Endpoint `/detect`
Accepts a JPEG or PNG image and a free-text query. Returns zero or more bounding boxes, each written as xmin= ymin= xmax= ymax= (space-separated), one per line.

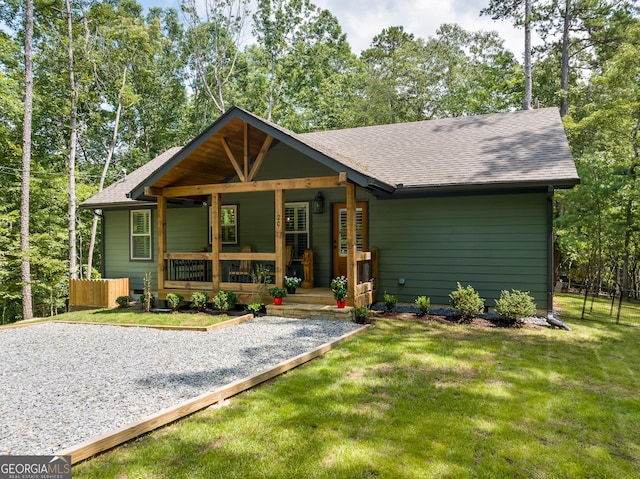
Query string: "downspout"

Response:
xmin=547 ymin=186 xmax=554 ymax=318
xmin=547 ymin=187 xmax=571 ymax=330
xmin=92 ymin=209 xmax=105 ymax=279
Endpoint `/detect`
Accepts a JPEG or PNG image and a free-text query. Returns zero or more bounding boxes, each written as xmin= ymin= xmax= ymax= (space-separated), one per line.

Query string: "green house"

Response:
xmin=82 ymin=106 xmax=579 ymax=313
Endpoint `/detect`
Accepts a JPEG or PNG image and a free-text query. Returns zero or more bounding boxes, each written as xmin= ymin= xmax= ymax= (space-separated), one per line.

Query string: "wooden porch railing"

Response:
xmin=353 ymin=247 xmax=379 ymax=308
xmin=161 ymin=248 xmax=378 ymax=308
xmin=161 ymin=251 xmax=279 ymax=296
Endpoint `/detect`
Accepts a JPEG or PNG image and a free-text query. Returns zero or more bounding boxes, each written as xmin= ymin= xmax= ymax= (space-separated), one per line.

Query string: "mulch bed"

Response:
xmin=369 ymin=310 xmax=543 ymax=330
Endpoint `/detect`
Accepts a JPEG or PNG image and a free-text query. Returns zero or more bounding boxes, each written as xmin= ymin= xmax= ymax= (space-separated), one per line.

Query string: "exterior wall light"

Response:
xmin=313 ymin=192 xmax=324 ymax=214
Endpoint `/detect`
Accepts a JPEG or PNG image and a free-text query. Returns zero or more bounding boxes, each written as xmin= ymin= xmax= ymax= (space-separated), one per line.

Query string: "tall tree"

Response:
xmin=360 ymin=26 xmax=427 ymax=125
xmin=65 ymin=0 xmax=79 ymax=279
xmin=20 ymin=0 xmax=34 ymax=319
xmin=481 ymin=0 xmax=534 ymax=110
xmin=182 ymin=0 xmax=248 ymax=127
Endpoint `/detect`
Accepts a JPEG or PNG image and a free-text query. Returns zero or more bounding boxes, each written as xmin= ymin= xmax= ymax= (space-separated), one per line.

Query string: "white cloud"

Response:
xmin=140 ymin=0 xmax=541 ymax=60
xmin=312 ymin=0 xmax=537 ymax=59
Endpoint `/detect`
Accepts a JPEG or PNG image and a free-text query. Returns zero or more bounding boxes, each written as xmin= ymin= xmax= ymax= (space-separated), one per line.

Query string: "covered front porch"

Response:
xmin=148 ymin=175 xmax=378 ymax=308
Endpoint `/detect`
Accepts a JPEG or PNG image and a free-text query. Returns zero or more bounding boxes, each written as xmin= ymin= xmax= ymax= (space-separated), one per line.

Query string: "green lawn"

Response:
xmin=57 ymin=308 xmax=239 ymax=327
xmin=556 ymin=292 xmax=640 ymax=327
xmin=71 ymin=296 xmax=639 ymax=478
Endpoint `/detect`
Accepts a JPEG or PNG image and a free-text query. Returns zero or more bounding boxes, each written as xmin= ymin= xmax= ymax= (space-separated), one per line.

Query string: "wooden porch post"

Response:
xmin=211 ymin=193 xmax=221 ymax=291
xmin=346 ymin=183 xmax=357 ymax=304
xmin=157 ymin=195 xmax=166 ymax=292
xmin=275 ymin=189 xmax=285 ymax=288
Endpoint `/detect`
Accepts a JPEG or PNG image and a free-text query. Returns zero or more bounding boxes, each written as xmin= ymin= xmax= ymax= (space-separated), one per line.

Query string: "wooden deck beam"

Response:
xmin=157 ymin=175 xmax=346 ymax=198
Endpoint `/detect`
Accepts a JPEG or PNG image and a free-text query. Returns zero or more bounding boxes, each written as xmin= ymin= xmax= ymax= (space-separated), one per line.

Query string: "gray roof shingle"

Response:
xmin=299 ymin=107 xmax=578 ymax=189
xmin=82 ymin=108 xmax=578 ymax=208
xmin=81 ymin=147 xmax=182 ymax=208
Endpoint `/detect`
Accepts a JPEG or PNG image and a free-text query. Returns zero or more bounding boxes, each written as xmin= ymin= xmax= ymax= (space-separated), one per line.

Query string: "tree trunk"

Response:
xmin=20 ymin=0 xmax=35 ymax=320
xmin=86 ymin=67 xmax=127 ymax=278
xmin=560 ymin=0 xmax=571 ymax=117
xmin=66 ymin=0 xmax=79 ymax=279
xmin=523 ymin=0 xmax=532 ymax=110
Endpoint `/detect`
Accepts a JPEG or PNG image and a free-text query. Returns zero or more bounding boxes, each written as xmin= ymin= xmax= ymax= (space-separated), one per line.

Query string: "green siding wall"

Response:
xmin=104 ymin=207 xmax=209 ymax=292
xmin=102 ymin=142 xmax=550 ymax=309
xmin=368 ymin=193 xmax=549 ymax=310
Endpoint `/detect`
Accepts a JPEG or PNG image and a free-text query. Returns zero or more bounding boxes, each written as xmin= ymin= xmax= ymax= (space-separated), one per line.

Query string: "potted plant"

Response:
xmin=268 ymin=287 xmax=288 ymax=305
xmin=284 ymin=275 xmax=302 ymax=294
xmin=331 ymin=276 xmax=348 ymax=308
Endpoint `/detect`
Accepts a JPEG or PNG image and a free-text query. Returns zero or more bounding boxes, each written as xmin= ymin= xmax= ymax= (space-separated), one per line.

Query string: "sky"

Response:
xmin=141 ymin=0 xmax=539 ymax=59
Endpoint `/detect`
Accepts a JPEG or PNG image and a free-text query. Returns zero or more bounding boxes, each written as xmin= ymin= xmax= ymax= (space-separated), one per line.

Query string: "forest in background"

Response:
xmin=0 ymin=0 xmax=638 ymax=321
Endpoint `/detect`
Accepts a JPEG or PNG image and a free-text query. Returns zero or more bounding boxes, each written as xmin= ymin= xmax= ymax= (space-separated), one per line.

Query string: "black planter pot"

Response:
xmin=286 ymin=286 xmax=296 ymax=294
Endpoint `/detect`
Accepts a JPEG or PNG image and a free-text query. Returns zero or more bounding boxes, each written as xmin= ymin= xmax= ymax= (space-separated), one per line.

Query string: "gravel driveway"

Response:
xmin=0 ymin=318 xmax=360 ymax=456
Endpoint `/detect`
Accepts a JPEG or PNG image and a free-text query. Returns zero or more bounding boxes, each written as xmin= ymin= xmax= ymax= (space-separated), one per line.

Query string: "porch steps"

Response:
xmin=266 ymin=303 xmax=354 ymax=321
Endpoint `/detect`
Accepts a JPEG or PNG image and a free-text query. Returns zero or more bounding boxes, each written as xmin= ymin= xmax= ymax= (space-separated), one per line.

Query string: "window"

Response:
xmin=209 ymin=205 xmax=238 ymax=245
xmin=285 ymin=202 xmax=309 ymax=260
xmin=221 ymin=205 xmax=237 ymax=244
xmin=338 ymin=207 xmax=364 ymax=257
xmin=130 ymin=209 xmax=152 ymax=260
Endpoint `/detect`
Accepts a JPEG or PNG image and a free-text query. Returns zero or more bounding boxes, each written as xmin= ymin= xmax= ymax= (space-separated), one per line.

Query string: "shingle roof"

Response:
xmin=81 ymin=147 xmax=182 ymax=208
xmin=82 ymin=108 xmax=578 ymax=208
xmin=299 ymin=107 xmax=578 ymax=190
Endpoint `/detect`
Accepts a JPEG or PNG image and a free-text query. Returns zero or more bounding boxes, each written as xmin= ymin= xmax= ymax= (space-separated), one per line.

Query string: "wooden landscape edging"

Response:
xmin=54 ymin=313 xmax=254 ymax=332
xmin=57 ymin=323 xmax=371 ymax=464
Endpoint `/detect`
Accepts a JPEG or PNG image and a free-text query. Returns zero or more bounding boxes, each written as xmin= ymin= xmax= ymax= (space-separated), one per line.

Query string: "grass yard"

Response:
xmin=556 ymin=292 xmax=640 ymax=327
xmin=69 ymin=296 xmax=639 ymax=478
xmin=49 ymin=308 xmax=239 ymax=327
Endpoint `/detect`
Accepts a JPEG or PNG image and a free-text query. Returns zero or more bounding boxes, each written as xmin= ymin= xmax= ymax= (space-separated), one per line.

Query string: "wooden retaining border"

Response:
xmin=54 ymin=313 xmax=254 ymax=332
xmin=57 ymin=323 xmax=371 ymax=464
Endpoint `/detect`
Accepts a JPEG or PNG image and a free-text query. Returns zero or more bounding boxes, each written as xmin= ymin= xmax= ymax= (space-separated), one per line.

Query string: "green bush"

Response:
xmin=116 ymin=296 xmax=131 ymax=309
xmin=190 ymin=291 xmax=210 ymax=312
xmin=139 ymin=293 xmax=156 ymax=311
xmin=495 ymin=289 xmax=536 ymax=326
xmin=213 ymin=290 xmax=238 ymax=313
xmin=449 ymin=282 xmax=484 ymax=321
xmin=166 ymin=293 xmax=184 ymax=311
xmin=383 ymin=291 xmax=397 ymax=312
xmin=247 ymin=302 xmax=264 ymax=316
xmin=354 ymin=306 xmax=370 ymax=324
xmin=415 ymin=296 xmax=430 ymax=316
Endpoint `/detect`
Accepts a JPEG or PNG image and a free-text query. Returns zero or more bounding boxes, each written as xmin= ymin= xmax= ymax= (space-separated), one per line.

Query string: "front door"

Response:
xmin=332 ymin=202 xmax=368 ymax=278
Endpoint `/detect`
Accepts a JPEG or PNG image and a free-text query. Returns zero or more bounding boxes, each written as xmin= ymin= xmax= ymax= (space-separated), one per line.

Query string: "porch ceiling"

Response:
xmin=150 ymin=118 xmax=271 ymax=190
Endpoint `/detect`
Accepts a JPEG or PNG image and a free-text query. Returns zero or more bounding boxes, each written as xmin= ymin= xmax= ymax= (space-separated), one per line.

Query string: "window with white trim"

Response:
xmin=209 ymin=205 xmax=238 ymax=244
xmin=338 ymin=207 xmax=364 ymax=257
xmin=130 ymin=209 xmax=152 ymax=260
xmin=285 ymin=202 xmax=309 ymax=260
xmin=221 ymin=205 xmax=237 ymax=244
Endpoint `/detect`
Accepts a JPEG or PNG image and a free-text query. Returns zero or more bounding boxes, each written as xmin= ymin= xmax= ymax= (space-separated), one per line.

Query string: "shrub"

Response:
xmin=247 ymin=302 xmax=264 ymax=316
xmin=139 ymin=293 xmax=156 ymax=311
xmin=354 ymin=306 xmax=370 ymax=324
xmin=449 ymin=282 xmax=484 ymax=321
xmin=116 ymin=296 xmax=131 ymax=309
xmin=142 ymin=272 xmax=153 ymax=312
xmin=166 ymin=293 xmax=184 ymax=311
xmin=495 ymin=289 xmax=536 ymax=326
xmin=190 ymin=291 xmax=210 ymax=312
xmin=415 ymin=296 xmax=430 ymax=316
xmin=213 ymin=290 xmax=238 ymax=313
xmin=383 ymin=291 xmax=397 ymax=312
